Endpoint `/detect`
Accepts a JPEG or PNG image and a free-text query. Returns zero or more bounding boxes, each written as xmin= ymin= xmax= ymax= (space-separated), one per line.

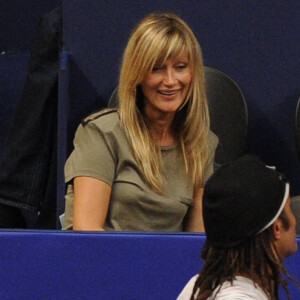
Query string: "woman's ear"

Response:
xmin=272 ymin=218 xmax=282 ymax=240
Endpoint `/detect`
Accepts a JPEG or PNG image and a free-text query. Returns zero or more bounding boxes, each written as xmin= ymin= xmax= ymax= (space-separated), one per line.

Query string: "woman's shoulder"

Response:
xmin=80 ymin=108 xmax=121 ymax=133
xmin=82 ymin=108 xmax=118 ymax=126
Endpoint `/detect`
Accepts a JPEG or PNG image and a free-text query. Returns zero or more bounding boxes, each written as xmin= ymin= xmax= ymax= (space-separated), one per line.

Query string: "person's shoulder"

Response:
xmin=214 ymin=277 xmax=268 ymax=300
xmin=81 ymin=108 xmax=119 ymax=129
xmin=177 ymin=274 xmax=199 ymax=300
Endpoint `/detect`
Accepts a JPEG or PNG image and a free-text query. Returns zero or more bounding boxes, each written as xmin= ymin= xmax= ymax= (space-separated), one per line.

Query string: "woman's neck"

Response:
xmin=147 ymin=115 xmax=176 ymax=146
xmin=152 ymin=128 xmax=176 ymax=146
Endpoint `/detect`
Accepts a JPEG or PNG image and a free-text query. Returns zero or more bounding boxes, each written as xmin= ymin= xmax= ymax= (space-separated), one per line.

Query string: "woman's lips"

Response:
xmin=158 ymin=89 xmax=180 ymax=96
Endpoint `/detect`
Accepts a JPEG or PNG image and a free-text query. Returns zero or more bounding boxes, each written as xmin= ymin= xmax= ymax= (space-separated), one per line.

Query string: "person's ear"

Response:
xmin=272 ymin=218 xmax=282 ymax=240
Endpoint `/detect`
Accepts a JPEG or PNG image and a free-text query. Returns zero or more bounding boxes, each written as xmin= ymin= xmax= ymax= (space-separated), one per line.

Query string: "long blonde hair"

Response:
xmin=119 ymin=13 xmax=210 ymax=193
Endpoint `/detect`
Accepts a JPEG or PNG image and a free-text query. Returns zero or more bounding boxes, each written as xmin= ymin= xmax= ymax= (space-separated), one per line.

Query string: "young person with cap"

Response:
xmin=177 ymin=154 xmax=298 ymax=300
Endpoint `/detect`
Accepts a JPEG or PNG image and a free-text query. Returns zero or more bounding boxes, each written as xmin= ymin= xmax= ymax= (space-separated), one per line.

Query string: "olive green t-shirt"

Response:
xmin=63 ymin=110 xmax=218 ymax=231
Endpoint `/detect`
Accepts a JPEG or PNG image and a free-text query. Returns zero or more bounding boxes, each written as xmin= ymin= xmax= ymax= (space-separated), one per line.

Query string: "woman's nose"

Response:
xmin=163 ymin=68 xmax=176 ymax=85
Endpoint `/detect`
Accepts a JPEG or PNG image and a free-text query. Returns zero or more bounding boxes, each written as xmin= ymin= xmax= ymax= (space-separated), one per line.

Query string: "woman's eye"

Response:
xmin=152 ymin=66 xmax=163 ymax=72
xmin=176 ymin=64 xmax=187 ymax=70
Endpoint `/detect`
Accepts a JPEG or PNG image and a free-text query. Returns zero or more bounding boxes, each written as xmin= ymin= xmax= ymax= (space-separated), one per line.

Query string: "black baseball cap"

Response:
xmin=203 ymin=154 xmax=289 ymax=248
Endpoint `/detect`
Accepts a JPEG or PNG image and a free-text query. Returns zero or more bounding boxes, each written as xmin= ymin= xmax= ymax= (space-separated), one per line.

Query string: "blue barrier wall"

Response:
xmin=0 ymin=232 xmax=299 ymax=299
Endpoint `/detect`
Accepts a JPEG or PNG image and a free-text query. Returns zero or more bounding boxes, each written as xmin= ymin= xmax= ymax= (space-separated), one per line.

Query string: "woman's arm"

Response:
xmin=73 ymin=176 xmax=112 ymax=231
xmin=184 ymin=188 xmax=205 ymax=232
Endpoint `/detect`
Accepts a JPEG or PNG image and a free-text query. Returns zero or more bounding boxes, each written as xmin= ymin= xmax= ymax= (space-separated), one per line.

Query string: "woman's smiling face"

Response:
xmin=141 ymin=55 xmax=192 ymax=118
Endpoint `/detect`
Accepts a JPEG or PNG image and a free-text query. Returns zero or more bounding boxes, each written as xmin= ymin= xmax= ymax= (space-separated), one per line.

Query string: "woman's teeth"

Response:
xmin=159 ymin=90 xmax=177 ymax=95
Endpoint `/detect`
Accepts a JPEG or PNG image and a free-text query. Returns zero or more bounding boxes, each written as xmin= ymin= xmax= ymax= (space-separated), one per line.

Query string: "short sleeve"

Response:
xmin=64 ymin=121 xmax=116 ymax=186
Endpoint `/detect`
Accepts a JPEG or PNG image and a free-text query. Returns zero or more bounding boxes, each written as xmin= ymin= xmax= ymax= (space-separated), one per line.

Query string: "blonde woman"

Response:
xmin=63 ymin=13 xmax=218 ymax=231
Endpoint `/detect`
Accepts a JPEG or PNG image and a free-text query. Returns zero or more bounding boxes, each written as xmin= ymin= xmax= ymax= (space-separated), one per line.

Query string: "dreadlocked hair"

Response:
xmin=191 ymin=213 xmax=298 ymax=300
